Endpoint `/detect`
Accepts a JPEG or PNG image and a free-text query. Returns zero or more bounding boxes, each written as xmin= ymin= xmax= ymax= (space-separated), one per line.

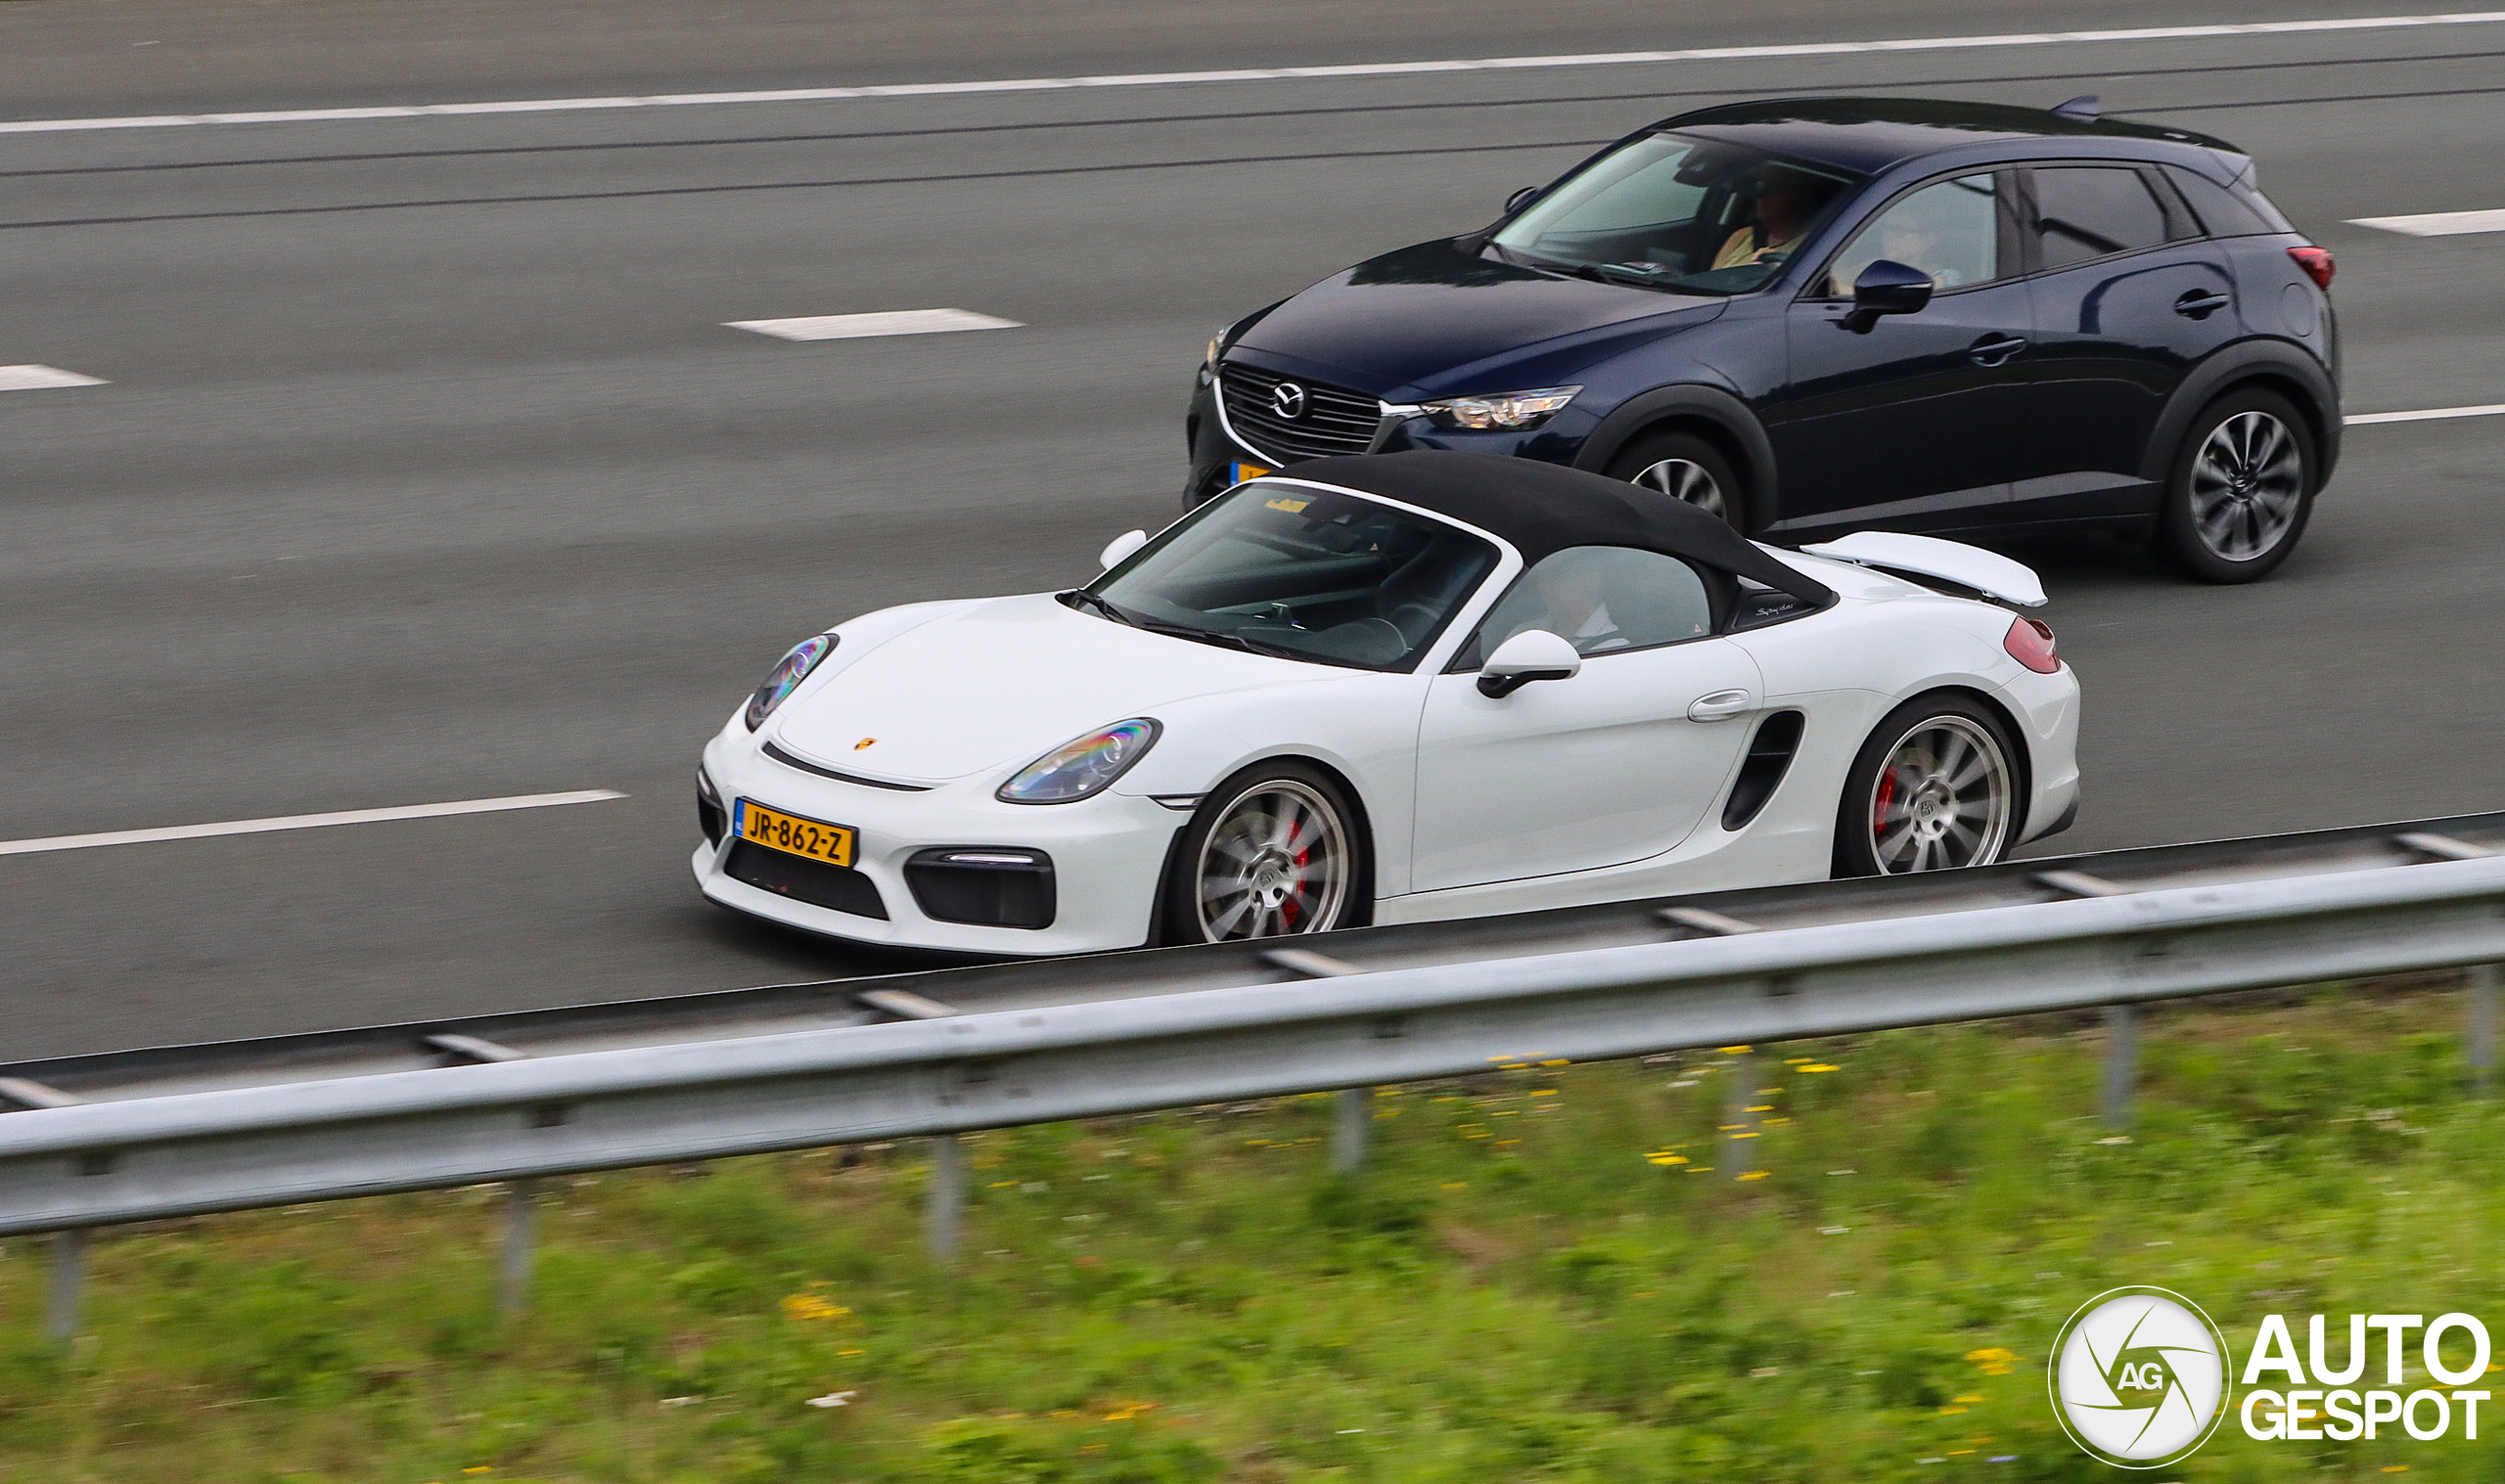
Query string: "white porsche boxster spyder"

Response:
xmin=695 ymin=451 xmax=2080 ymax=954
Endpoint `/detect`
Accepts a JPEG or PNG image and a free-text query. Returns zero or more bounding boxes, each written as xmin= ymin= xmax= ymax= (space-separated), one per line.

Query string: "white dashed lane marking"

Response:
xmin=0 ymin=365 xmax=106 ymax=391
xmin=0 ymin=790 xmax=626 ymax=858
xmin=1 ymin=11 xmax=2502 ymax=134
xmin=727 ymin=308 xmax=1024 ymax=340
xmin=2350 ymin=208 xmax=2505 ymax=237
xmin=2346 ymin=403 xmax=2505 ymax=425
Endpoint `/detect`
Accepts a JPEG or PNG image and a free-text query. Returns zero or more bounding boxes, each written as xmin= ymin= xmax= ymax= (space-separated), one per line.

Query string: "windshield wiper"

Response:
xmin=1132 ymin=616 xmax=1298 ymax=659
xmin=1060 ymin=588 xmax=1135 ymax=626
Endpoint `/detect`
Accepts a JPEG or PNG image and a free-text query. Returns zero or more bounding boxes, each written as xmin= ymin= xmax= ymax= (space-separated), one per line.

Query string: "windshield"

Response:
xmin=1491 ymin=133 xmax=1863 ymax=294
xmin=1088 ymin=482 xmax=1499 ymax=671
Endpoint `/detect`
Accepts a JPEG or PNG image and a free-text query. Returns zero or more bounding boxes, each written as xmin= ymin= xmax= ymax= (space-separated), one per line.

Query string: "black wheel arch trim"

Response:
xmin=2137 ymin=338 xmax=2341 ymax=488
xmin=1571 ymin=384 xmax=1777 ymax=532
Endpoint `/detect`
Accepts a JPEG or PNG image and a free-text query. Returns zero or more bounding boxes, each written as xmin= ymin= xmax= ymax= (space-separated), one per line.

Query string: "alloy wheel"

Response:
xmin=1629 ymin=457 xmax=1728 ymax=522
xmin=2189 ymin=410 xmax=2304 ymax=562
xmin=1194 ymin=779 xmax=1351 ymax=941
xmin=1865 ymin=716 xmax=2013 ymax=874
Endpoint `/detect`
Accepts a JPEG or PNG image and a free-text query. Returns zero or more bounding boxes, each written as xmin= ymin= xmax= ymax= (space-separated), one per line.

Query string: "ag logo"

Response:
xmin=2050 ymin=1287 xmax=2232 ymax=1467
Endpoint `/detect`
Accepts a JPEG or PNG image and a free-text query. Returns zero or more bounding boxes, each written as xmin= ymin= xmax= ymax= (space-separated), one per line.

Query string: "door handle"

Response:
xmin=1967 ymin=334 xmax=2028 ymax=367
xmin=2174 ymin=289 xmax=2232 ymax=320
xmin=1687 ymin=689 xmax=1754 ymax=722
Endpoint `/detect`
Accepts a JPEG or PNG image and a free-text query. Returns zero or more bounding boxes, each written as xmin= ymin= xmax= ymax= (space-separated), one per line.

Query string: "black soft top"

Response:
xmin=1278 ymin=450 xmax=1836 ymax=606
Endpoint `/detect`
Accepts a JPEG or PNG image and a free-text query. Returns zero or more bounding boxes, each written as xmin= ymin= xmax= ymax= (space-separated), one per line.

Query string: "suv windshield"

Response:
xmin=1491 ymin=133 xmax=1863 ymax=294
xmin=1088 ymin=482 xmax=1498 ymax=671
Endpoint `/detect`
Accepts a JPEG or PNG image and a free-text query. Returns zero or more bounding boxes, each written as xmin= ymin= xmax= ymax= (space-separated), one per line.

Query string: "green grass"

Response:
xmin=5 ymin=985 xmax=2504 ymax=1482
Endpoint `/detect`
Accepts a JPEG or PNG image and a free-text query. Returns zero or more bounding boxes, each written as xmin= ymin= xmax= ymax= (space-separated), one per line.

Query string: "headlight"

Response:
xmin=1198 ymin=332 xmax=1222 ymax=387
xmin=1421 ymin=385 xmax=1580 ymax=431
xmin=744 ymin=633 xmax=838 ymax=732
xmin=997 ymin=719 xmax=1161 ymax=804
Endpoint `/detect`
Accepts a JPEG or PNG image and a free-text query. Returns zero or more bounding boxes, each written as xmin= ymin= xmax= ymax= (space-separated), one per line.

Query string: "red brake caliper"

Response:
xmin=1281 ymin=843 xmax=1310 ymax=928
xmin=1872 ymin=769 xmax=1897 ymax=835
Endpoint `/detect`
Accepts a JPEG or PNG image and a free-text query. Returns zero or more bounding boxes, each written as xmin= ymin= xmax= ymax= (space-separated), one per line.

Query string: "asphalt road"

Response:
xmin=5 ymin=3 xmax=2503 ymax=1059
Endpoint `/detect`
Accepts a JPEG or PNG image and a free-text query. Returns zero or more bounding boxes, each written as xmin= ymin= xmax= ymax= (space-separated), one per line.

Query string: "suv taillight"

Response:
xmin=2289 ymin=245 xmax=2335 ymax=291
xmin=2005 ymin=616 xmax=2060 ymax=674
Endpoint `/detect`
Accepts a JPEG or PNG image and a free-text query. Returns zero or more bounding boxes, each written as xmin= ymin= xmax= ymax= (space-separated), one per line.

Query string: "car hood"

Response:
xmin=1229 ymin=238 xmax=1728 ymax=397
xmin=769 ymin=594 xmax=1312 ymax=785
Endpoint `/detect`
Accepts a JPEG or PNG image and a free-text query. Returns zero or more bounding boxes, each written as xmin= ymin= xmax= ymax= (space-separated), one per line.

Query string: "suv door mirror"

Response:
xmin=1477 ymin=629 xmax=1581 ymax=697
xmin=1845 ymin=258 xmax=1935 ymax=332
xmin=1504 ymin=185 xmax=1542 ymax=214
xmin=1097 ymin=529 xmax=1149 ymax=570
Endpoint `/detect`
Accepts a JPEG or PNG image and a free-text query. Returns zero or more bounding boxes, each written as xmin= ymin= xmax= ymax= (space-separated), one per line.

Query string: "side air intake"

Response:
xmin=1722 ymin=709 xmax=1805 ymax=832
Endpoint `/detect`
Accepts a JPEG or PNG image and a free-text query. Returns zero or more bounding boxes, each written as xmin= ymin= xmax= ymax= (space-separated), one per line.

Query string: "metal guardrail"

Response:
xmin=8 ymin=813 xmax=2505 ymax=1336
xmin=12 ymin=809 xmax=2505 ymax=1106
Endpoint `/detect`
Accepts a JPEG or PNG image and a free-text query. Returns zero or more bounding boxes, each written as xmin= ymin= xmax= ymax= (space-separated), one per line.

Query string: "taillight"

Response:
xmin=2288 ymin=245 xmax=2335 ymax=291
xmin=2005 ymin=616 xmax=2060 ymax=674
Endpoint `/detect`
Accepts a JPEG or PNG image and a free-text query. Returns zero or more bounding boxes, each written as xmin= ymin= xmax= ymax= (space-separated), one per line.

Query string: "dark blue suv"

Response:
xmin=1185 ymin=98 xmax=2339 ymax=582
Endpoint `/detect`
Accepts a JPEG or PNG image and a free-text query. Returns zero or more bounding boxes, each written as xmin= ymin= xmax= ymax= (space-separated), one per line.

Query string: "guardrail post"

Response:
xmin=926 ymin=1134 xmax=965 ymax=1263
xmin=1332 ymin=1088 xmax=1372 ymax=1172
xmin=2469 ymin=965 xmax=2499 ymax=1094
xmin=1722 ymin=1049 xmax=1758 ymax=1174
xmin=2100 ymin=1005 xmax=2138 ymax=1128
xmin=495 ymin=1180 xmax=537 ymax=1315
xmin=44 ymin=1229 xmax=86 ymax=1341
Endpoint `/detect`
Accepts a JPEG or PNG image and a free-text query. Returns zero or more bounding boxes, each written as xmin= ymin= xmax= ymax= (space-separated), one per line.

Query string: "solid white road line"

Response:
xmin=3 ymin=11 xmax=2503 ymax=135
xmin=727 ymin=308 xmax=1023 ymax=340
xmin=2349 ymin=208 xmax=2505 ymax=236
xmin=2346 ymin=403 xmax=2505 ymax=425
xmin=0 ymin=365 xmax=107 ymax=391
xmin=0 ymin=790 xmax=626 ymax=858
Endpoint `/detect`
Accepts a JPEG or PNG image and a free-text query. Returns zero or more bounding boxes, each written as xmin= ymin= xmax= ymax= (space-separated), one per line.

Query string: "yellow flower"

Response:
xmin=1645 ymin=1152 xmax=1689 ymax=1166
xmin=1799 ymin=1062 xmax=1840 ymax=1073
xmin=1967 ymin=1347 xmax=2018 ymax=1375
xmin=781 ymin=1289 xmax=852 ymax=1323
xmin=1719 ymin=1045 xmax=1753 ymax=1054
xmin=1954 ymin=1393 xmax=1984 ymax=1405
xmin=1440 ymin=1181 xmax=1469 ymax=1191
xmin=1736 ymin=1170 xmax=1771 ymax=1181
xmin=1939 ymin=1405 xmax=1968 ymax=1416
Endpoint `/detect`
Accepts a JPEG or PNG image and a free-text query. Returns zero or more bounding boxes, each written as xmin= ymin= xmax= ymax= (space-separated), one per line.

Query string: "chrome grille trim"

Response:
xmin=1215 ymin=364 xmax=1382 ymax=462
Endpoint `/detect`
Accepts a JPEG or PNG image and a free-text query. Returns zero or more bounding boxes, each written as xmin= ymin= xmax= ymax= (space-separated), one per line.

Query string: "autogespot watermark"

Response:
xmin=2048 ymin=1287 xmax=2493 ymax=1467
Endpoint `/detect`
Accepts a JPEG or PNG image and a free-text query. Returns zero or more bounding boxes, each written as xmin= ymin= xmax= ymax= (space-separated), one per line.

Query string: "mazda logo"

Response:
xmin=1270 ymin=382 xmax=1309 ymax=420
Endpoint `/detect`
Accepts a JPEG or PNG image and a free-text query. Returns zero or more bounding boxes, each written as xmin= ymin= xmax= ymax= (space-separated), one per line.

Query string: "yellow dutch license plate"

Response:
xmin=735 ymin=799 xmax=855 ymax=868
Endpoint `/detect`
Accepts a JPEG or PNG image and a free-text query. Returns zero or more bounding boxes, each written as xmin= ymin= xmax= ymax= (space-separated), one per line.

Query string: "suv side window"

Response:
xmin=1820 ymin=173 xmax=2004 ymax=297
xmin=1474 ymin=546 xmax=1715 ymax=657
xmin=2161 ymin=163 xmax=2290 ymax=238
xmin=2027 ymin=166 xmax=2178 ymax=268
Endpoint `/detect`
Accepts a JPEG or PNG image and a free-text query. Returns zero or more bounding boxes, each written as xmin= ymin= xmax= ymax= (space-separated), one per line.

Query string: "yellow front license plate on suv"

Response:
xmin=735 ymin=799 xmax=855 ymax=868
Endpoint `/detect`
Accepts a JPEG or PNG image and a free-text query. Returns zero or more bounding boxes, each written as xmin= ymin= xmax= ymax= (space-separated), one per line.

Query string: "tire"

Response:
xmin=1833 ymin=693 xmax=2022 ymax=877
xmin=1605 ymin=430 xmax=1747 ymax=532
xmin=1158 ymin=760 xmax=1370 ymax=944
xmin=2154 ymin=387 xmax=2318 ymax=583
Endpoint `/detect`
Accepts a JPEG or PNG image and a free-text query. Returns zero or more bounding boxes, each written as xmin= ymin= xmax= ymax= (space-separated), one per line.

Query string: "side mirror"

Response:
xmin=1504 ymin=185 xmax=1542 ymax=215
xmin=1477 ymin=629 xmax=1581 ymax=698
xmin=1845 ymin=258 xmax=1935 ymax=332
xmin=1097 ymin=529 xmax=1149 ymax=570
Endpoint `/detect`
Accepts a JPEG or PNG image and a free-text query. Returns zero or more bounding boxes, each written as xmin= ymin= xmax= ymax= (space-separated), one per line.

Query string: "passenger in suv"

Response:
xmin=1185 ymin=97 xmax=2339 ymax=582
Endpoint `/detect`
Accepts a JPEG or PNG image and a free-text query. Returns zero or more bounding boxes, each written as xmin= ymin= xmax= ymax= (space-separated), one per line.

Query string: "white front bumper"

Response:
xmin=694 ymin=728 xmax=1187 ymax=955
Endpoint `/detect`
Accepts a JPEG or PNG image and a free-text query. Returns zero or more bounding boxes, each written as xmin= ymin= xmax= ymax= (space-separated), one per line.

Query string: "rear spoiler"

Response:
xmin=1799 ymin=531 xmax=2047 ymax=608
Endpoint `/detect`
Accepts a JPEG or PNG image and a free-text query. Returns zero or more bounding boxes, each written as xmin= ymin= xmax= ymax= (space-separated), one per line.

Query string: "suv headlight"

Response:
xmin=745 ymin=633 xmax=838 ymax=731
xmin=998 ymin=719 xmax=1161 ymax=804
xmin=1421 ymin=385 xmax=1580 ymax=431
